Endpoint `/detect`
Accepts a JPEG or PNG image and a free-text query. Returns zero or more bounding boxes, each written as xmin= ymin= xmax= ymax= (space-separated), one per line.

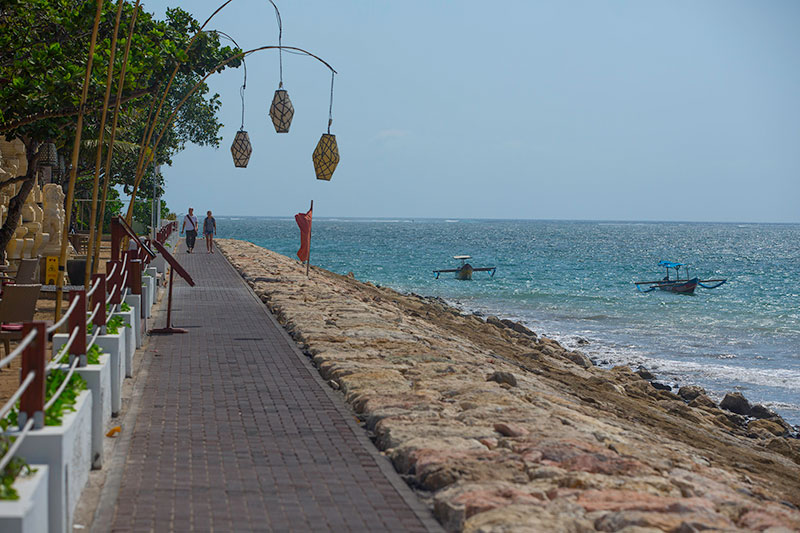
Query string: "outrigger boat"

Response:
xmin=434 ymin=255 xmax=497 ymax=280
xmin=635 ymin=261 xmax=727 ymax=294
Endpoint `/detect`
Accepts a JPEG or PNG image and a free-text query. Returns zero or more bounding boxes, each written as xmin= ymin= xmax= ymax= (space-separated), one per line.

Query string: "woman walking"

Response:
xmin=203 ymin=210 xmax=217 ymax=253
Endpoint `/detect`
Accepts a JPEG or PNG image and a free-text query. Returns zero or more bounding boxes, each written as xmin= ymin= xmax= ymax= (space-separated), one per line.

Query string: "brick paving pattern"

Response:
xmin=110 ymin=244 xmax=434 ymax=532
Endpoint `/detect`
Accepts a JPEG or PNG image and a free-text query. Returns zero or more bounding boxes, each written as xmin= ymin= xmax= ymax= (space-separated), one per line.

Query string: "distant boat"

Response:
xmin=434 ymin=255 xmax=496 ymax=280
xmin=635 ymin=261 xmax=727 ymax=294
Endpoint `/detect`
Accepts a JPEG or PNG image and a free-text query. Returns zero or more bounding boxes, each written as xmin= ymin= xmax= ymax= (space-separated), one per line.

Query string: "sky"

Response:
xmin=144 ymin=1 xmax=800 ymax=223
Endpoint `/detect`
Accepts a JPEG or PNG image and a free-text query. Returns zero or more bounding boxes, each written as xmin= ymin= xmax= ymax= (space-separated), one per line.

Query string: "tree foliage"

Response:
xmin=0 ymin=0 xmax=241 ymax=249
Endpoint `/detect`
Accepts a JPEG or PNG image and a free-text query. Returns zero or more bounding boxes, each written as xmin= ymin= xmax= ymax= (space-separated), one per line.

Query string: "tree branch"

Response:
xmin=0 ymin=85 xmax=157 ymax=133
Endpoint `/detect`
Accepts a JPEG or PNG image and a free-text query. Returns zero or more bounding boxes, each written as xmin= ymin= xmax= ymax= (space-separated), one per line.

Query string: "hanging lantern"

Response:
xmin=38 ymin=142 xmax=58 ymax=167
xmin=312 ymin=133 xmax=339 ymax=181
xmin=269 ymin=89 xmax=294 ymax=133
xmin=230 ymin=130 xmax=252 ymax=168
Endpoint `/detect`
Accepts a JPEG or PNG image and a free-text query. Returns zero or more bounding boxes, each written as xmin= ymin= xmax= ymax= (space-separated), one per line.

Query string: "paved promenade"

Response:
xmin=103 ymin=242 xmax=439 ymax=532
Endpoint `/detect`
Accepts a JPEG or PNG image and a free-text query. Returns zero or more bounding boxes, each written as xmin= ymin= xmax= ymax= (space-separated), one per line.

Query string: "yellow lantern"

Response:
xmin=269 ymin=89 xmax=294 ymax=133
xmin=312 ymin=133 xmax=339 ymax=181
xmin=230 ymin=130 xmax=252 ymax=168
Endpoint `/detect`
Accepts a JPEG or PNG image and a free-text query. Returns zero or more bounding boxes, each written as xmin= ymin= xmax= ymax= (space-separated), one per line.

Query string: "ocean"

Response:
xmin=217 ymin=217 xmax=800 ymax=425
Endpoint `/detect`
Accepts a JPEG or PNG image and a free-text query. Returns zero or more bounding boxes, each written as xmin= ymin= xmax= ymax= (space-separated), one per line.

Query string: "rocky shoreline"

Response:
xmin=219 ymin=239 xmax=800 ymax=532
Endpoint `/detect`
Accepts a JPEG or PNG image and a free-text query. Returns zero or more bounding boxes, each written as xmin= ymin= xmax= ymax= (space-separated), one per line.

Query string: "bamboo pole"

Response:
xmin=55 ymin=0 xmax=104 ymax=320
xmin=84 ymin=0 xmax=126 ymax=289
xmin=92 ymin=0 xmax=142 ymax=272
xmin=138 ymin=45 xmax=336 ymax=204
xmin=124 ymin=0 xmax=236 ymax=226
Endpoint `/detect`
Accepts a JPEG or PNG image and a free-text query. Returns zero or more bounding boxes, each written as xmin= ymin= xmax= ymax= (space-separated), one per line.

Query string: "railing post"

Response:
xmin=129 ymin=259 xmax=142 ymax=296
xmin=19 ymin=322 xmax=46 ymax=430
xmin=92 ymin=273 xmax=107 ymax=335
xmin=68 ymin=289 xmax=87 ymax=367
xmin=110 ymin=216 xmax=124 ymax=262
xmin=107 ymin=260 xmax=122 ymax=305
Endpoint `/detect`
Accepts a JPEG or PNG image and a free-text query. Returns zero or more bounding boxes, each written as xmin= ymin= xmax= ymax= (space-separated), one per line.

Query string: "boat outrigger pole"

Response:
xmin=434 ymin=256 xmax=497 ymax=280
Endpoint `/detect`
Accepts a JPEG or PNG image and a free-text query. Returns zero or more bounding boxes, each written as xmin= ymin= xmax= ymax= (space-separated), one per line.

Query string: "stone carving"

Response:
xmin=38 ymin=183 xmax=73 ymax=258
xmin=0 ymin=140 xmax=73 ymax=262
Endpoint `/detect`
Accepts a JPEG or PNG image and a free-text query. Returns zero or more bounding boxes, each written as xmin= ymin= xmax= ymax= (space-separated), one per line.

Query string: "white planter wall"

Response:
xmin=53 ymin=329 xmax=123 ymax=412
xmin=123 ymin=294 xmax=142 ymax=348
xmin=113 ymin=310 xmax=136 ymax=378
xmin=12 ymin=390 xmax=92 ymax=533
xmin=0 ymin=465 xmax=49 ymax=533
xmin=50 ymin=355 xmax=111 ymax=470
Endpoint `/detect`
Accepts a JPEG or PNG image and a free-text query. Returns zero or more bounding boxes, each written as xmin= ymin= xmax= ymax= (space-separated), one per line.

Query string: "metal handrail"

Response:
xmin=48 ymin=325 xmax=80 ymax=370
xmin=106 ymin=262 xmax=118 ymax=280
xmin=0 ymin=329 xmax=37 ymax=369
xmin=47 ymin=296 xmax=80 ymax=334
xmin=86 ymin=279 xmax=100 ymax=298
xmin=86 ymin=301 xmax=101 ymax=325
xmin=0 ymin=370 xmax=35 ymax=422
xmin=105 ymin=284 xmax=119 ymax=305
xmin=44 ymin=357 xmax=80 ymax=411
xmin=86 ymin=324 xmax=102 ymax=352
xmin=0 ymin=418 xmax=35 ymax=472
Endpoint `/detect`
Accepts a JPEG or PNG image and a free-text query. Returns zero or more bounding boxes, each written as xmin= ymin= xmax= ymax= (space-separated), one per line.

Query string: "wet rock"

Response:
xmin=576 ymin=337 xmax=590 ymax=345
xmin=487 ymin=371 xmax=517 ymax=387
xmin=688 ymin=394 xmax=717 ymax=409
xmin=650 ymin=381 xmax=672 ymax=391
xmin=563 ymin=351 xmax=593 ymax=369
xmin=486 ymin=315 xmax=505 ymax=329
xmin=636 ymin=366 xmax=655 ymax=380
xmin=720 ymin=392 xmax=752 ymax=416
xmin=678 ymin=385 xmax=706 ymax=402
xmin=749 ymin=404 xmax=777 ymax=420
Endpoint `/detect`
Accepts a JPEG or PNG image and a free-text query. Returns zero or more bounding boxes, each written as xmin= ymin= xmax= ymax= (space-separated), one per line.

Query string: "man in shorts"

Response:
xmin=181 ymin=207 xmax=198 ymax=253
xmin=203 ymin=210 xmax=217 ymax=253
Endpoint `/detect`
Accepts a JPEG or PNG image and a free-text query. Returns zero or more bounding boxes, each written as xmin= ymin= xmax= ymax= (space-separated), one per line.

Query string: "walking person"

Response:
xmin=181 ymin=207 xmax=198 ymax=253
xmin=203 ymin=210 xmax=217 ymax=253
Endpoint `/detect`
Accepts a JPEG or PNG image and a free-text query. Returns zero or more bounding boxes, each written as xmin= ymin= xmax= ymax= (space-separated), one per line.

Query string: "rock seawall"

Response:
xmin=219 ymin=239 xmax=800 ymax=532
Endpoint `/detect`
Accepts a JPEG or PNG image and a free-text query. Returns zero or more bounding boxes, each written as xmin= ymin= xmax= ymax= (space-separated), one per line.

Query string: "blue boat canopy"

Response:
xmin=658 ymin=260 xmax=685 ymax=269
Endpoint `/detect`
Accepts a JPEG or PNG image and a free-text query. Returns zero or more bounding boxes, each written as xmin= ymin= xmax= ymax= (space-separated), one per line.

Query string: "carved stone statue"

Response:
xmin=39 ymin=183 xmax=74 ymax=258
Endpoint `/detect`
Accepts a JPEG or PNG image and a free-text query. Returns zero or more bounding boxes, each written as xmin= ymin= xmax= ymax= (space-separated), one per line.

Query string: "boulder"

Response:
xmin=563 ymin=351 xmax=593 ymax=369
xmin=689 ymin=394 xmax=717 ymax=409
xmin=486 ymin=315 xmax=505 ymax=329
xmin=487 ymin=371 xmax=517 ymax=387
xmin=678 ymin=385 xmax=706 ymax=402
xmin=720 ymin=392 xmax=752 ymax=416
xmin=749 ymin=404 xmax=777 ymax=420
xmin=748 ymin=419 xmax=786 ymax=437
xmin=650 ymin=381 xmax=672 ymax=391
xmin=636 ymin=366 xmax=655 ymax=380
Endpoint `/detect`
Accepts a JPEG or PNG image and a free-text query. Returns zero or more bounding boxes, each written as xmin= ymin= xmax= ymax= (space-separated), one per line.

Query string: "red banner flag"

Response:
xmin=295 ymin=206 xmax=312 ymax=262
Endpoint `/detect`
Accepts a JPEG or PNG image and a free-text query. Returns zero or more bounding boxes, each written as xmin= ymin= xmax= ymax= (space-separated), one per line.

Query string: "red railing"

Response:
xmin=0 ymin=216 xmax=171 ymax=470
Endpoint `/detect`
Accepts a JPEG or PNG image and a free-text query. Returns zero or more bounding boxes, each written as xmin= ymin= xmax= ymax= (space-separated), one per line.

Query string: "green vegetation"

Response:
xmin=0 ymin=436 xmax=33 ymax=500
xmin=0 ymin=1 xmax=242 ymax=250
xmin=121 ymin=302 xmax=131 ymax=312
xmin=1 ymin=370 xmax=88 ymax=431
xmin=59 ymin=343 xmax=103 ymax=366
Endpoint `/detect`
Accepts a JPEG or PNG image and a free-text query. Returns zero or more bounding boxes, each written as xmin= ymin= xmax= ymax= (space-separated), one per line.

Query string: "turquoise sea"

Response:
xmin=218 ymin=217 xmax=800 ymax=425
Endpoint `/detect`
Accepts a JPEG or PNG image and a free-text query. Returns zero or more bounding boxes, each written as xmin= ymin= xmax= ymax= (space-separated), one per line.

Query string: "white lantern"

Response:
xmin=230 ymin=130 xmax=252 ymax=168
xmin=269 ymin=89 xmax=294 ymax=133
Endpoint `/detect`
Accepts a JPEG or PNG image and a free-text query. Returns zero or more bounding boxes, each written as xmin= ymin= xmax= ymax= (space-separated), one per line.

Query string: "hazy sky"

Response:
xmin=145 ymin=1 xmax=800 ymax=222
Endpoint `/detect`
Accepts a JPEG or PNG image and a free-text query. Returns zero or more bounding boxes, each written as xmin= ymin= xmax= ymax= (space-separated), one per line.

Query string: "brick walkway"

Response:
xmin=106 ymin=243 xmax=439 ymax=532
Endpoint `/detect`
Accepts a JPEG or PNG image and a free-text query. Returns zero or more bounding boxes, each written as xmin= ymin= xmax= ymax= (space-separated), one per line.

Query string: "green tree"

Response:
xmin=0 ymin=1 xmax=240 ymax=252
